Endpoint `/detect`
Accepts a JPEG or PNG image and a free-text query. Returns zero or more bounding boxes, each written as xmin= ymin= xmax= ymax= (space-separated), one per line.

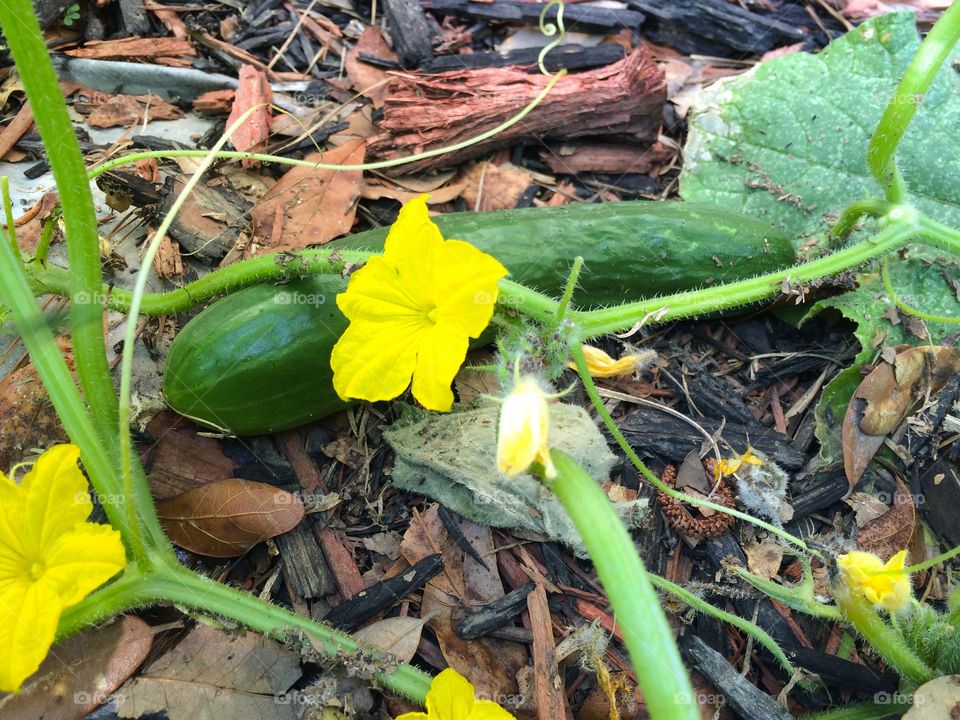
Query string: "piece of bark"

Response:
xmin=0 ymin=102 xmax=34 ymax=159
xmin=628 ymin=0 xmax=806 ymax=57
xmin=423 ymin=0 xmax=644 ymax=34
xmin=368 ymin=46 xmax=665 ymax=174
xmin=541 ymin=140 xmax=675 ymax=176
xmin=118 ymin=0 xmax=152 ymax=35
xmin=226 ymin=64 xmax=272 ymax=158
xmin=316 ymin=527 xmax=366 ymax=600
xmin=157 ymin=175 xmax=251 ymax=260
xmin=63 ymin=36 xmax=197 ymax=61
xmin=527 ymin=583 xmax=565 ymax=720
xmin=276 ymin=520 xmax=336 ymax=599
xmin=85 ymin=93 xmax=184 ymax=128
xmin=193 ymin=88 xmax=236 ymax=114
xmin=322 ymin=553 xmax=444 ymax=631
xmin=455 ymin=582 xmax=534 ymax=640
xmin=684 ymin=635 xmax=795 ymax=720
xmin=422 ymin=43 xmax=624 ymax=74
xmin=151 ymin=231 xmax=184 ymax=279
xmin=382 ymin=0 xmax=434 ymax=68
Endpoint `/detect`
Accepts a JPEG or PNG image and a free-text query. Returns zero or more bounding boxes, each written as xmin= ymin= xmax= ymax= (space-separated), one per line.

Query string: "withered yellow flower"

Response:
xmin=496 ymin=378 xmax=556 ymax=479
xmin=713 ymin=447 xmax=764 ymax=482
xmin=571 ymin=344 xmax=646 ymax=378
xmin=836 ymin=549 xmax=911 ymax=612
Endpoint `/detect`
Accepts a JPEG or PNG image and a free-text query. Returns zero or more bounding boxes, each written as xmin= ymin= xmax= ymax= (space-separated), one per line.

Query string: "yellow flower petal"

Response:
xmin=21 ymin=444 xmax=91 ymax=552
xmin=426 ymin=668 xmax=477 ymax=720
xmin=331 ymin=195 xmax=507 ymax=411
xmin=0 ymin=579 xmax=61 ymax=692
xmin=40 ymin=523 xmax=126 ymax=607
xmin=394 ymin=714 xmax=430 ymax=720
xmin=410 ymin=326 xmax=469 ymax=412
xmin=496 ymin=379 xmax=555 ymax=478
xmin=0 ymin=445 xmax=129 ymax=693
xmin=836 ymin=549 xmax=911 ymax=612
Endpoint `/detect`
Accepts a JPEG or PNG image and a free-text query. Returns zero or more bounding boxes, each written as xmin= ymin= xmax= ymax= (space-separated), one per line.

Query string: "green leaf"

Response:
xmin=681 ymin=12 xmax=960 ymax=241
xmin=679 ymin=12 xmax=960 ymax=463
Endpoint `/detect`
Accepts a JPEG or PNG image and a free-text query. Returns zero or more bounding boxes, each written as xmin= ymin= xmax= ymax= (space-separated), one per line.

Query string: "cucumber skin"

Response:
xmin=164 ymin=202 xmax=793 ymax=435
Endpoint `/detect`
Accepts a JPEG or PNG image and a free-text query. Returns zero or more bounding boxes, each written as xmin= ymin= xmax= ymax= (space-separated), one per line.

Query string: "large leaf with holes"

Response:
xmin=679 ymin=12 xmax=960 ymax=463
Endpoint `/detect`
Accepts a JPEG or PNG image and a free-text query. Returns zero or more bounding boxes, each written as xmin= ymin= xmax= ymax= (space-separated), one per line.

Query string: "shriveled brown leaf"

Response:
xmin=118 ymin=624 xmax=301 ymax=720
xmin=856 ymin=476 xmax=916 ymax=560
xmin=247 ymin=138 xmax=364 ymax=256
xmin=843 ymin=346 xmax=960 ymax=487
xmin=744 ymin=536 xmax=785 ymax=581
xmin=352 ymin=616 xmax=429 ymax=663
xmin=461 ymin=161 xmax=534 ymax=211
xmin=156 ymin=478 xmax=304 ymax=557
xmin=86 ymin=94 xmax=184 ymax=128
xmin=344 ymin=27 xmax=396 ymax=108
xmin=0 ymin=616 xmax=153 ymax=720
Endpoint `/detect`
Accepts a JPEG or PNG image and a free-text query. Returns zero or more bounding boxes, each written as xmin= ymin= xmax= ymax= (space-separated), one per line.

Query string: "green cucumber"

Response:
xmin=164 ymin=202 xmax=793 ymax=435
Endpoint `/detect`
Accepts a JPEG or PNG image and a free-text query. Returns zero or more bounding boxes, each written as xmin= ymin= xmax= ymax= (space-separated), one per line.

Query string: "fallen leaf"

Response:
xmin=86 ymin=94 xmax=184 ymax=128
xmin=856 ymin=476 xmax=916 ymax=560
xmin=462 ymin=161 xmax=534 ymax=211
xmin=845 ymin=491 xmax=890 ymax=526
xmin=344 ymin=27 xmax=396 ymax=108
xmin=156 ymin=478 xmax=304 ymax=557
xmin=744 ymin=536 xmax=785 ymax=581
xmin=117 ymin=624 xmax=300 ymax=720
xmin=843 ymin=346 xmax=960 ymax=487
xmin=0 ymin=616 xmax=153 ymax=720
xmin=352 ymin=616 xmax=429 ymax=664
xmin=248 ymin=138 xmax=364 ymax=256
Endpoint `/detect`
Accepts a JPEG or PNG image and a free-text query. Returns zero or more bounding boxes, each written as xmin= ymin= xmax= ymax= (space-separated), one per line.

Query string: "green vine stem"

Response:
xmin=803 ymin=700 xmax=912 ymax=720
xmin=880 ymin=256 xmax=960 ymax=324
xmin=30 ymin=211 xmax=923 ymax=333
xmin=57 ymin=559 xmax=433 ymax=701
xmin=829 ymin=198 xmax=892 ymax=241
xmin=0 ymin=0 xmax=118 ymax=439
xmin=834 ymin=589 xmax=935 ymax=685
xmin=867 ymin=1 xmax=960 ymax=201
xmin=649 ymin=573 xmax=794 ymax=672
xmin=545 ymin=450 xmax=699 ymax=720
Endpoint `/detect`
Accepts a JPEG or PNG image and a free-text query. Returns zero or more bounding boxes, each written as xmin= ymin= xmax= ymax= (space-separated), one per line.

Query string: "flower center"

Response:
xmin=426 ymin=306 xmax=439 ymax=323
xmin=28 ymin=559 xmax=46 ymax=581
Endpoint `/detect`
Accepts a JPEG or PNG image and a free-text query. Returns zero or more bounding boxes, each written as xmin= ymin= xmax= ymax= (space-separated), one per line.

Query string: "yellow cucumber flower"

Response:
xmin=572 ymin=344 xmax=645 ymax=378
xmin=713 ymin=446 xmax=764 ymax=482
xmin=331 ymin=195 xmax=508 ymax=412
xmin=496 ymin=377 xmax=556 ymax=479
xmin=0 ymin=445 xmax=127 ymax=692
xmin=836 ymin=549 xmax=911 ymax=612
xmin=396 ymin=668 xmax=516 ymax=720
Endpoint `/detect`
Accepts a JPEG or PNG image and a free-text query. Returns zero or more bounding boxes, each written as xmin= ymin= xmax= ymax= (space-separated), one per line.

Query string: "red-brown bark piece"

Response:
xmin=368 ymin=46 xmax=666 ymax=173
xmin=540 ymin=140 xmax=676 ymax=175
xmin=247 ymin=138 xmax=365 ymax=255
xmin=0 ymin=102 xmax=34 ymax=159
xmin=227 ymin=64 xmax=273 ymax=158
xmin=64 ymin=36 xmax=197 ymax=61
xmin=528 ymin=582 xmax=566 ymax=720
xmin=193 ymin=89 xmax=235 ymax=115
xmin=85 ymin=93 xmax=184 ymax=128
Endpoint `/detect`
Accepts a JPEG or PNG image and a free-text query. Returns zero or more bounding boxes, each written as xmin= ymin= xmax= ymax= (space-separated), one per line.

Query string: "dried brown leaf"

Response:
xmin=352 ymin=616 xmax=428 ymax=664
xmin=344 ymin=27 xmax=396 ymax=108
xmin=856 ymin=476 xmax=916 ymax=560
xmin=0 ymin=616 xmax=153 ymax=720
xmin=248 ymin=138 xmax=364 ymax=255
xmin=156 ymin=478 xmax=304 ymax=557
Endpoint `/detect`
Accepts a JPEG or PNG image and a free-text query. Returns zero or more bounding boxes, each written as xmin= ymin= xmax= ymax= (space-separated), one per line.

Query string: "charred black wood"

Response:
xmin=322 ymin=553 xmax=444 ymax=631
xmin=675 ymin=358 xmax=755 ymax=426
xmin=422 ymin=0 xmax=644 ymax=35
xmin=421 ymin=43 xmax=624 ymax=73
xmin=383 ymin=0 xmax=434 ymax=67
xmin=235 ymin=26 xmax=293 ymax=52
xmin=455 ymin=582 xmax=534 ymax=640
xmin=628 ymin=0 xmax=804 ymax=57
xmin=787 ymin=465 xmax=848 ymax=520
xmin=745 ymin=355 xmax=841 ymax=393
xmin=789 ymin=646 xmax=897 ymax=695
xmin=276 ymin=520 xmax=336 ymax=599
xmin=95 ymin=168 xmax=164 ymax=209
xmin=117 ymin=0 xmax=153 ymax=36
xmin=684 ymin=635 xmax=796 ymax=720
xmin=920 ymin=456 xmax=960 ymax=547
xmin=438 ymin=506 xmax=489 ymax=570
xmin=618 ymin=410 xmax=806 ymax=471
